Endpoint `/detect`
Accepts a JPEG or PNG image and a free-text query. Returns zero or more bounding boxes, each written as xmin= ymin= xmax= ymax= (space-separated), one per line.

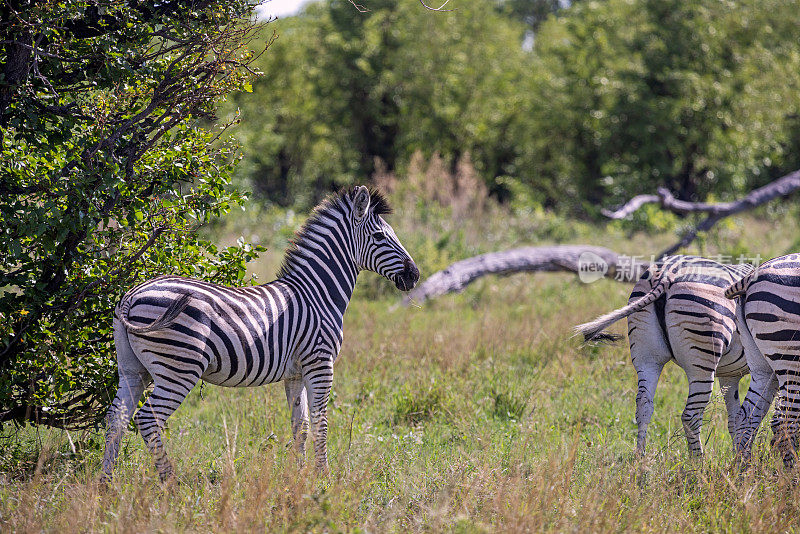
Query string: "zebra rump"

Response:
xmin=574 ymin=255 xmax=754 ymax=456
xmin=115 ymin=286 xmax=192 ymax=334
xmin=574 ymin=269 xmax=666 ymax=343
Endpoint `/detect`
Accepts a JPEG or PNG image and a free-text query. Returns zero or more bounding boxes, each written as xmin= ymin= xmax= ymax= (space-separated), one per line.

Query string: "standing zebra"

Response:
xmin=575 ymin=256 xmax=754 ymax=455
xmin=725 ymin=254 xmax=800 ymax=464
xmin=101 ymin=186 xmax=420 ymax=482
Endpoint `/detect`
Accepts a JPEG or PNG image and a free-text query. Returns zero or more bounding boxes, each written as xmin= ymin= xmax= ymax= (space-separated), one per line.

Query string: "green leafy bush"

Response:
xmin=392 ymin=382 xmax=449 ymax=425
xmin=491 ymin=389 xmax=527 ymax=422
xmin=0 ymin=1 xmax=265 ymax=429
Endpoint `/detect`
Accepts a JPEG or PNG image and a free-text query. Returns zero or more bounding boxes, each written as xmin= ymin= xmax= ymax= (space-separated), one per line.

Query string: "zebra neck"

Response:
xmin=281 ymin=236 xmax=359 ymax=319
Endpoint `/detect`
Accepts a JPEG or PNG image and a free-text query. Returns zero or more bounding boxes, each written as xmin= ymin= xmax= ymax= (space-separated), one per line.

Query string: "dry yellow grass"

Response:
xmin=3 ymin=202 xmax=800 ymax=532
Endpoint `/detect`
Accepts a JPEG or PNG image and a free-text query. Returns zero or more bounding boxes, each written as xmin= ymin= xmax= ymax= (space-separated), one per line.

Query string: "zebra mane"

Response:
xmin=277 ymin=186 xmax=392 ymax=278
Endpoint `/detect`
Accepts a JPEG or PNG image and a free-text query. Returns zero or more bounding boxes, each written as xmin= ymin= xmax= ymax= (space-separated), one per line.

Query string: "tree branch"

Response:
xmin=602 ymin=169 xmax=800 ymax=256
xmin=600 ymin=193 xmax=660 ymax=219
xmin=604 ymin=170 xmax=800 ymax=219
xmin=419 ymin=0 xmax=454 ymax=11
xmin=67 ymin=224 xmax=168 ymax=313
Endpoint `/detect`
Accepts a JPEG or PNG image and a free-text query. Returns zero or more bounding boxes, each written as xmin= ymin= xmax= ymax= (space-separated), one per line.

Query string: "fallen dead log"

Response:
xmin=404 ymin=170 xmax=800 ymax=305
xmin=404 ymin=245 xmax=646 ymax=305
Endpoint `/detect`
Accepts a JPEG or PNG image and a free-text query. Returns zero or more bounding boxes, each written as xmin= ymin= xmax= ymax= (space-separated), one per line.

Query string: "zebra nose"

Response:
xmin=403 ymin=258 xmax=420 ymax=285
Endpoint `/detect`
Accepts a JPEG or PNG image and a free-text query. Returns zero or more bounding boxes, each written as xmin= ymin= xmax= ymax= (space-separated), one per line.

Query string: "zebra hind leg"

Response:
xmin=634 ymin=361 xmax=666 ymax=455
xmin=134 ymin=376 xmax=200 ymax=482
xmin=717 ymin=375 xmax=742 ymax=447
xmin=284 ymin=377 xmax=309 ymax=465
xmin=101 ymin=371 xmax=148 ymax=483
xmin=733 ymin=371 xmax=778 ymax=462
xmin=102 ymin=319 xmax=150 ymax=483
xmin=733 ymin=301 xmax=779 ymax=462
xmin=681 ymin=376 xmax=715 ymax=457
xmin=770 ymin=385 xmax=800 ymax=468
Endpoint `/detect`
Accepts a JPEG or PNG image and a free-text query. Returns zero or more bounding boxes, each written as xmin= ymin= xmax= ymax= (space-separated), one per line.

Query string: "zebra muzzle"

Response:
xmin=395 ymin=259 xmax=420 ymax=292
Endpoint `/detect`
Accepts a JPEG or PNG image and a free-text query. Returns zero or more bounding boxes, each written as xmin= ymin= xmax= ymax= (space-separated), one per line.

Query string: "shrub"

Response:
xmin=392 ymin=382 xmax=448 ymax=425
xmin=491 ymin=389 xmax=527 ymax=422
xmin=0 ymin=1 xmax=265 ymax=429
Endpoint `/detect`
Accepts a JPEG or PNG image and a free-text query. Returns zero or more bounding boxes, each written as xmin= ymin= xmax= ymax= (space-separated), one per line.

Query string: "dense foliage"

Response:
xmin=0 ymin=0 xmax=265 ymax=428
xmin=521 ymin=0 xmax=800 ymax=212
xmin=226 ymin=0 xmax=531 ymax=207
xmin=229 ymin=0 xmax=800 ymax=213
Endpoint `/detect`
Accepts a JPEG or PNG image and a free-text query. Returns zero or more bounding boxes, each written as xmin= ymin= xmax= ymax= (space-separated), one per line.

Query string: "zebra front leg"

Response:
xmin=303 ymin=358 xmax=334 ymax=473
xmin=634 ymin=362 xmax=665 ymax=455
xmin=284 ymin=377 xmax=309 ymax=465
xmin=681 ymin=376 xmax=714 ymax=457
xmin=717 ymin=375 xmax=742 ymax=446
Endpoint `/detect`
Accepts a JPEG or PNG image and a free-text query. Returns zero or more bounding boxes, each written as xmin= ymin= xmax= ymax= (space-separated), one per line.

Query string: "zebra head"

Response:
xmin=350 ymin=186 xmax=420 ymax=291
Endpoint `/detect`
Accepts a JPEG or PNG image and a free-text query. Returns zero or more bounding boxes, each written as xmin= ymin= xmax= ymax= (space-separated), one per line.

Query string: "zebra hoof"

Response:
xmin=158 ymin=466 xmax=176 ymax=485
xmin=315 ymin=462 xmax=330 ymax=475
xmin=98 ymin=472 xmax=113 ymax=489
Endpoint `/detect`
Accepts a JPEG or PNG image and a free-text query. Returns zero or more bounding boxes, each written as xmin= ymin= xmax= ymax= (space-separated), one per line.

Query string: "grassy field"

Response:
xmin=3 ymin=201 xmax=800 ymax=532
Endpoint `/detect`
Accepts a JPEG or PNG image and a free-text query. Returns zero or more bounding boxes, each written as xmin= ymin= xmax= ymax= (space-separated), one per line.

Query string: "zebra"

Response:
xmin=101 ymin=186 xmax=420 ymax=482
xmin=725 ymin=253 xmax=800 ymax=464
xmin=575 ymin=255 xmax=754 ymax=456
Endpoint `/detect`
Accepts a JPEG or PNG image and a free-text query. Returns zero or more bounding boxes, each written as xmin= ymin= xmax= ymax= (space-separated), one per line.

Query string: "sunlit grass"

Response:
xmin=3 ymin=208 xmax=800 ymax=531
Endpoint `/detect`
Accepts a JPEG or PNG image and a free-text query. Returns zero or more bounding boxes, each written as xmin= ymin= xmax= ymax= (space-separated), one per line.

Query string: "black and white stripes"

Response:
xmin=725 ymin=254 xmax=800 ymax=464
xmin=101 ymin=186 xmax=419 ymax=481
xmin=576 ymin=255 xmax=754 ymax=455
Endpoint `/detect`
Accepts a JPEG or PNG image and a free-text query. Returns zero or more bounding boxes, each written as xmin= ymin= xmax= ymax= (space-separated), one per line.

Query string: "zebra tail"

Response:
xmin=116 ymin=292 xmax=192 ymax=334
xmin=725 ymin=271 xmax=755 ymax=299
xmin=573 ymin=275 xmax=667 ymax=344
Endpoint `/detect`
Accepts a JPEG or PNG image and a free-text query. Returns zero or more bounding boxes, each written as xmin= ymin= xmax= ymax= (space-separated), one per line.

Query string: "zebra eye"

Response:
xmin=372 ymin=231 xmax=386 ymax=242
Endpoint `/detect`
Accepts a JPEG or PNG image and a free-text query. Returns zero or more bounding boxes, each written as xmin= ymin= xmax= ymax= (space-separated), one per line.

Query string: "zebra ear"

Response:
xmin=353 ymin=185 xmax=371 ymax=220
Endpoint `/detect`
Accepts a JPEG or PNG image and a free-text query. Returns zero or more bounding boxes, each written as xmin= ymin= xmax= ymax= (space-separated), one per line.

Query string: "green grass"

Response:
xmin=3 ymin=207 xmax=800 ymax=532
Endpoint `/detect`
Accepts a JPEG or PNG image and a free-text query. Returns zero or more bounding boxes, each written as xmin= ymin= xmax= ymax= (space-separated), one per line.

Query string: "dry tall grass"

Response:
xmin=3 ymin=198 xmax=800 ymax=532
xmin=374 ymin=150 xmax=488 ymax=221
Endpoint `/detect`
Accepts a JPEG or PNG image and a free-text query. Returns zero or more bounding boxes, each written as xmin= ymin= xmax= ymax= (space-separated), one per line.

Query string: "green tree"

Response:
xmin=517 ymin=0 xmax=800 ymax=212
xmin=226 ymin=0 xmax=530 ymax=207
xmin=0 ymin=1 xmax=264 ymax=428
xmin=497 ymin=0 xmax=583 ymax=32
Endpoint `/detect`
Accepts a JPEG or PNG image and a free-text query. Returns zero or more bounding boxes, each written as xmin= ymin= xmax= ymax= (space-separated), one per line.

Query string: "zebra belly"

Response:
xmin=198 ymin=309 xmax=315 ymax=387
xmin=198 ymin=323 xmax=299 ymax=387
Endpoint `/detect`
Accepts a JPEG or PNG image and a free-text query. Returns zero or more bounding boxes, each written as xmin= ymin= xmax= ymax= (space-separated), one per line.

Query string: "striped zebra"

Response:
xmin=575 ymin=255 xmax=754 ymax=455
xmin=725 ymin=254 xmax=800 ymax=464
xmin=101 ymin=186 xmax=420 ymax=482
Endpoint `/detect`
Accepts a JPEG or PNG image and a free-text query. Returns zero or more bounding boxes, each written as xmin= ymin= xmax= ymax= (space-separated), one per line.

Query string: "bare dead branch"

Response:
xmin=419 ymin=0 xmax=454 ymax=11
xmin=601 ymin=194 xmax=660 ymax=219
xmin=403 ymin=245 xmax=646 ymax=305
xmin=605 ymin=170 xmax=800 ymax=218
xmin=348 ymin=0 xmax=370 ymax=12
xmin=602 ymin=169 xmax=800 ymax=256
